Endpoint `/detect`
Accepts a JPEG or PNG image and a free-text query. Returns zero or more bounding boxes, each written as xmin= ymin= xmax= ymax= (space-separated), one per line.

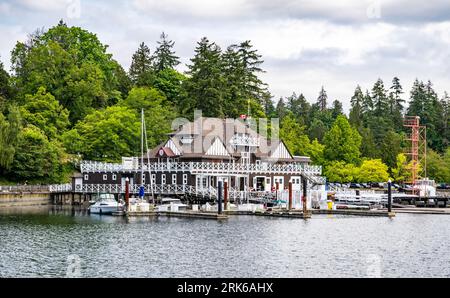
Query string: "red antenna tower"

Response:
xmin=403 ymin=116 xmax=427 ymax=195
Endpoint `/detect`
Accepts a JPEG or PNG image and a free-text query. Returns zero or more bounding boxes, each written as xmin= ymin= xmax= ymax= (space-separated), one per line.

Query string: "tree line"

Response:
xmin=0 ymin=21 xmax=449 ymax=184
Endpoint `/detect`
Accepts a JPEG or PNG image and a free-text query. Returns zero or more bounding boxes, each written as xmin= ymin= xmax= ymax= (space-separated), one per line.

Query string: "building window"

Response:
xmin=112 ymin=174 xmax=117 ymax=181
xmin=84 ymin=174 xmax=89 ymax=181
xmin=196 ymin=175 xmax=208 ymax=189
xmin=256 ymin=160 xmax=261 ymax=165
xmin=103 ymin=174 xmax=107 ymax=181
xmin=183 ymin=174 xmax=188 ymax=185
xmin=162 ymin=174 xmax=166 ymax=185
xmin=172 ymin=174 xmax=177 ymax=185
xmin=142 ymin=174 xmax=146 ymax=183
xmin=151 ymin=174 xmax=156 ymax=184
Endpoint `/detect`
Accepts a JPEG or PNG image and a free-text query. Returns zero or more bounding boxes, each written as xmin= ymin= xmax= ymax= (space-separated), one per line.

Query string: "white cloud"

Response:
xmin=16 ymin=0 xmax=70 ymax=12
xmin=132 ymin=0 xmax=250 ymax=19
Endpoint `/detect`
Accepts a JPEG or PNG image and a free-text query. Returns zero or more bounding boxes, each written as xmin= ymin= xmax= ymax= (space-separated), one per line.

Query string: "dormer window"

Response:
xmin=181 ymin=135 xmax=194 ymax=144
xmin=230 ymin=133 xmax=259 ymax=147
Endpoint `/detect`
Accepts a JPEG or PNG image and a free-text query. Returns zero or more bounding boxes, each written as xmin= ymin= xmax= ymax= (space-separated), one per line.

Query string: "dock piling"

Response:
xmin=387 ymin=179 xmax=395 ymax=217
xmin=218 ymin=181 xmax=223 ymax=215
xmin=288 ymin=182 xmax=292 ymax=210
xmin=125 ymin=177 xmax=130 ymax=211
xmin=224 ymin=181 xmax=228 ymax=211
xmin=302 ymin=177 xmax=311 ymax=219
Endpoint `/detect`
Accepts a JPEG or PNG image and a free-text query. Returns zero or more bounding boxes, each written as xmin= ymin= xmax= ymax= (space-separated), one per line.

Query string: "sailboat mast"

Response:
xmin=143 ymin=113 xmax=155 ymax=202
xmin=141 ymin=108 xmax=144 ymax=188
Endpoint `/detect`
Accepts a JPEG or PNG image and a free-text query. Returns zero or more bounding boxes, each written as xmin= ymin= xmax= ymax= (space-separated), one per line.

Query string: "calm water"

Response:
xmin=0 ymin=206 xmax=449 ymax=278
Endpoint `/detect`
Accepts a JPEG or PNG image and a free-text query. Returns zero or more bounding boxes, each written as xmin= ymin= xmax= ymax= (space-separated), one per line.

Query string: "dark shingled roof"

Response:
xmin=142 ymin=117 xmax=309 ymax=163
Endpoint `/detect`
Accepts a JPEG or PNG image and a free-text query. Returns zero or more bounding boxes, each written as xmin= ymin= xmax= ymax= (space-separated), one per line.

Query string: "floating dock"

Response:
xmin=114 ymin=208 xmax=396 ymax=219
xmin=392 ymin=207 xmax=450 ymax=215
xmin=115 ymin=210 xmax=229 ymax=220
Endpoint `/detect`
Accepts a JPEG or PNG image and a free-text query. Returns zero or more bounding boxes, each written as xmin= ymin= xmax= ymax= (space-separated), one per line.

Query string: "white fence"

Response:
xmin=80 ymin=160 xmax=322 ymax=176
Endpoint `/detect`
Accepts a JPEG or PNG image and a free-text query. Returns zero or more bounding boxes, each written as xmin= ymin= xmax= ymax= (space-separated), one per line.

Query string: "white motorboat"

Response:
xmin=157 ymin=198 xmax=188 ymax=212
xmin=89 ymin=194 xmax=124 ymax=214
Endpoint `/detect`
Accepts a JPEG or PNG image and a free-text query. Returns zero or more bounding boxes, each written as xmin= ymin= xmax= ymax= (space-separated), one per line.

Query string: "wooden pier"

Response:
xmin=117 ymin=210 xmax=228 ymax=220
xmin=392 ymin=207 xmax=450 ymax=215
xmin=117 ymin=208 xmax=395 ymax=219
xmin=223 ymin=209 xmax=392 ymax=217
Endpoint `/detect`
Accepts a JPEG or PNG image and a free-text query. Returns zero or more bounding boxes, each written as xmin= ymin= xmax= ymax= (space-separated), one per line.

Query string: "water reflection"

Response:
xmin=0 ymin=205 xmax=449 ymax=278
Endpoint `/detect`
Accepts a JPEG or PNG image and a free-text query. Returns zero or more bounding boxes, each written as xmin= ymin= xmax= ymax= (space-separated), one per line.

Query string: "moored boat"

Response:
xmin=89 ymin=194 xmax=124 ymax=214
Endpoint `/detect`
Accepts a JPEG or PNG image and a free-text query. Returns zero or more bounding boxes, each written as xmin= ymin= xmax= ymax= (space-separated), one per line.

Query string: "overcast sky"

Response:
xmin=1 ymin=0 xmax=450 ymax=112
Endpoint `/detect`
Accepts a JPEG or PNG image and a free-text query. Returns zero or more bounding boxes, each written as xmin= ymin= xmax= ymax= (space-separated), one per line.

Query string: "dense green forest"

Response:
xmin=0 ymin=21 xmax=449 ymax=184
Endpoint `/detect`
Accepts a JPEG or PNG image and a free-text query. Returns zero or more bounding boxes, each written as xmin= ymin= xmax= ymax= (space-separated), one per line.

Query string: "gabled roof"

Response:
xmin=145 ymin=117 xmax=297 ymax=161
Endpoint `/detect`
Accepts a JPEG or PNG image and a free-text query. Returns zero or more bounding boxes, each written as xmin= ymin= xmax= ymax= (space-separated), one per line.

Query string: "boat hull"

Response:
xmin=89 ymin=206 xmax=122 ymax=214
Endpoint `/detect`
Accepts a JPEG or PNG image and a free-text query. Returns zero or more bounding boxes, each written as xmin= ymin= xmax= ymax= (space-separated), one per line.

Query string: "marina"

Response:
xmin=1 ymin=205 xmax=449 ymax=278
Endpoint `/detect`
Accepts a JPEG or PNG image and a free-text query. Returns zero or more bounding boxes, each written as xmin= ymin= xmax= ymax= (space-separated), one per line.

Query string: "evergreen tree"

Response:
xmin=440 ymin=92 xmax=450 ymax=149
xmin=359 ymin=127 xmax=379 ymax=158
xmin=349 ymin=85 xmax=364 ymax=129
xmin=389 ymin=77 xmax=404 ymax=109
xmin=286 ymin=93 xmax=310 ymax=126
xmin=407 ymin=79 xmax=427 ymax=116
xmin=275 ymin=97 xmax=288 ymax=121
xmin=380 ymin=130 xmax=402 ymax=171
xmin=0 ymin=59 xmax=11 ymax=101
xmin=317 ymin=86 xmax=327 ymax=111
xmin=237 ymin=40 xmax=269 ymax=104
xmin=221 ymin=41 xmax=269 ymax=117
xmin=389 ymin=77 xmax=405 ymax=131
xmin=361 ymin=89 xmax=373 ymax=117
xmin=129 ymin=42 xmax=154 ymax=86
xmin=152 ymin=32 xmax=180 ymax=72
xmin=183 ymin=37 xmax=224 ymax=117
xmin=371 ymin=78 xmax=389 ymax=117
xmin=221 ymin=44 xmax=245 ymax=117
xmin=263 ymin=97 xmax=276 ymax=118
xmin=407 ymin=79 xmax=446 ymax=152
xmin=331 ymin=100 xmax=343 ymax=119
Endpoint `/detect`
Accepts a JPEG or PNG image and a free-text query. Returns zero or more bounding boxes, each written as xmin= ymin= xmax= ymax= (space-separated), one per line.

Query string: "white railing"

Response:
xmin=80 ymin=160 xmax=322 ymax=176
xmin=0 ymin=185 xmax=51 ymax=193
xmin=49 ymin=182 xmax=327 ymax=205
xmin=49 ymin=184 xmax=72 ymax=192
xmin=72 ymin=183 xmax=221 ymax=198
